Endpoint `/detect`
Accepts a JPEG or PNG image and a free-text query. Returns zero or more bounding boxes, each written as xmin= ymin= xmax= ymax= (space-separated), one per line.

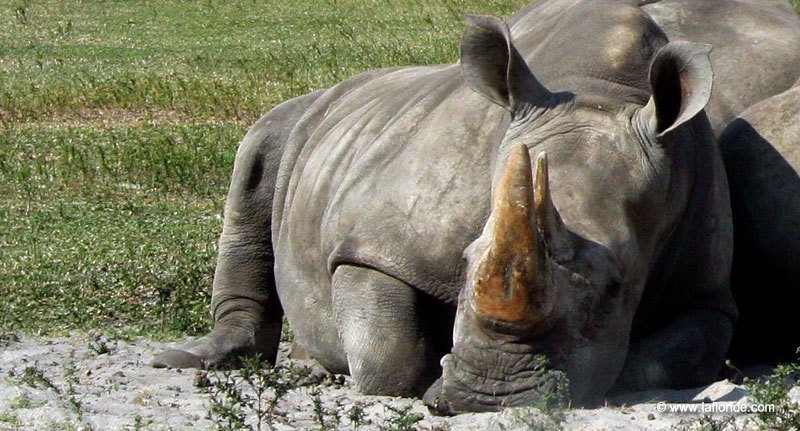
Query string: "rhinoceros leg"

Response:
xmin=331 ymin=265 xmax=440 ymax=396
xmin=151 ymin=90 xmax=323 ymax=369
xmin=612 ymin=309 xmax=733 ymax=393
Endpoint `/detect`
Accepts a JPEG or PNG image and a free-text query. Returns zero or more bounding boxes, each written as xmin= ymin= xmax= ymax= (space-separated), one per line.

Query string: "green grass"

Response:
xmin=0 ymin=124 xmax=242 ymax=198
xmin=0 ymin=0 xmax=525 ymax=124
xmin=0 ymin=197 xmax=219 ymax=336
xmin=0 ymin=0 xmax=526 ymax=337
xmin=0 ymin=124 xmax=242 ymax=336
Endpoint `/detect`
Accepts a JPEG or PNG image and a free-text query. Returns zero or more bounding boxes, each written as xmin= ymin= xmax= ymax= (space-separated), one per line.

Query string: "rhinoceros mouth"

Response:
xmin=424 ymin=351 xmax=568 ymax=415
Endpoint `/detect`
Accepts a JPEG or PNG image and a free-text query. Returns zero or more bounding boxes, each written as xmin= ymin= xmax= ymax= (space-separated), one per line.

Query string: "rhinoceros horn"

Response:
xmin=471 ymin=145 xmax=569 ymax=327
xmin=533 ymin=152 xmax=574 ymax=263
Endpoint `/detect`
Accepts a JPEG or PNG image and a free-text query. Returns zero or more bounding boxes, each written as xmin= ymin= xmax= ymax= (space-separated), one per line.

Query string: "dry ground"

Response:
xmin=1 ymin=333 xmax=792 ymax=431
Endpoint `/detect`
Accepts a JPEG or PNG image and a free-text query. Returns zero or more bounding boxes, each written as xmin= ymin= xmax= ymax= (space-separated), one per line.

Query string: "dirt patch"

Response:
xmin=0 ymin=333 xmax=790 ymax=430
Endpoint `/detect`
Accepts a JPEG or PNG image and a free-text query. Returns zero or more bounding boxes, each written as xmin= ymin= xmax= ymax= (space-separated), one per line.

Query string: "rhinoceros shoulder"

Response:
xmin=274 ymin=64 xmax=511 ymax=304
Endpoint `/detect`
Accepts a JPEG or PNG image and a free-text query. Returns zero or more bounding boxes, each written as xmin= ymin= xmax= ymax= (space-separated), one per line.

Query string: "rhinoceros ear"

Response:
xmin=460 ymin=15 xmax=552 ymax=113
xmin=642 ymin=41 xmax=713 ymax=136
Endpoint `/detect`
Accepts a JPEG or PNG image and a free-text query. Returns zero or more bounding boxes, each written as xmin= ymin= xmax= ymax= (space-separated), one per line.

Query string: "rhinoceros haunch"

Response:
xmin=153 ymin=0 xmax=736 ymax=411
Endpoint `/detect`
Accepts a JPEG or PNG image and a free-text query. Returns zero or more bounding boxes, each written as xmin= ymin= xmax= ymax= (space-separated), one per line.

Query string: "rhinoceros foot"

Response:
xmin=151 ymin=328 xmax=265 ymax=370
xmin=151 ymin=349 xmax=204 ymax=369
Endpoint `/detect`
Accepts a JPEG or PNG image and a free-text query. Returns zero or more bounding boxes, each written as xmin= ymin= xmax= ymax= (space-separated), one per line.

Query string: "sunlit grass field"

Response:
xmin=0 ymin=0 xmax=528 ymax=338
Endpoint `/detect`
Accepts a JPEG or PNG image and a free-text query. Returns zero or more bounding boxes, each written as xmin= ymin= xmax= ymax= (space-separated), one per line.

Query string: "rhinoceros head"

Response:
xmin=424 ymin=15 xmax=714 ymax=412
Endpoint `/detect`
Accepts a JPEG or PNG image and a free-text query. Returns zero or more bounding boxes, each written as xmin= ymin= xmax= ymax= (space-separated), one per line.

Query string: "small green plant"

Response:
xmin=531 ymin=355 xmax=570 ymax=414
xmin=206 ymin=371 xmax=249 ymax=430
xmin=504 ymin=406 xmax=565 ymax=431
xmin=18 ymin=366 xmax=58 ymax=391
xmin=499 ymin=355 xmax=570 ymax=431
xmin=673 ymin=414 xmax=741 ymax=431
xmin=280 ymin=317 xmax=294 ymax=343
xmin=63 ymin=352 xmax=84 ymax=419
xmin=379 ymin=405 xmax=423 ymax=431
xmin=203 ymin=355 xmax=312 ymax=430
xmin=309 ymin=387 xmax=341 ymax=430
xmin=743 ymin=363 xmax=800 ymax=431
xmin=9 ymin=392 xmax=42 ymax=409
xmin=347 ymin=401 xmax=368 ymax=430
xmin=11 ymin=360 xmax=90 ymax=429
xmin=88 ymin=334 xmax=114 ymax=355
xmin=0 ymin=412 xmax=21 ymax=429
xmin=674 ymin=362 xmax=800 ymax=431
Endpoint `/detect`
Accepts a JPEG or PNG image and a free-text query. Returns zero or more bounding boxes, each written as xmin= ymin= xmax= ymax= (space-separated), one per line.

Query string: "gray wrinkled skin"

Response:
xmin=640 ymin=0 xmax=800 ymax=135
xmin=153 ymin=0 xmax=736 ymax=411
xmin=718 ymin=82 xmax=800 ymax=362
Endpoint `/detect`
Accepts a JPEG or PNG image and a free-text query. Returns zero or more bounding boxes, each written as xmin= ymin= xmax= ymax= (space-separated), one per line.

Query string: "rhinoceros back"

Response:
xmin=272 ymin=64 xmax=509 ymax=369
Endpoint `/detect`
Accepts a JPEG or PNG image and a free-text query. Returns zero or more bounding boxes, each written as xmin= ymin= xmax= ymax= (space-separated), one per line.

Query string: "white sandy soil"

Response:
xmin=0 ymin=333 xmax=793 ymax=430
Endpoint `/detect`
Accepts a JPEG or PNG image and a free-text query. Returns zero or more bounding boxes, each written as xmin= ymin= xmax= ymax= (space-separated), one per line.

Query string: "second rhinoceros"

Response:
xmin=153 ymin=0 xmax=736 ymax=410
xmin=719 ymin=81 xmax=800 ymax=362
xmin=640 ymin=0 xmax=800 ymax=135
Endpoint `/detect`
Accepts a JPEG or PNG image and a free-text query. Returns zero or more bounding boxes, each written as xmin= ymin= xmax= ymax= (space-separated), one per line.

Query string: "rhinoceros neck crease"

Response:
xmin=503 ymin=93 xmax=572 ymax=142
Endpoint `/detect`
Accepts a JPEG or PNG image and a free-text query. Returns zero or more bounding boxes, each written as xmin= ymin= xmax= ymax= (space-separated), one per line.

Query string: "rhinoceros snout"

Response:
xmin=422 ymin=373 xmax=508 ymax=415
xmin=423 ymin=352 xmax=572 ymax=414
xmin=423 ymin=383 xmax=499 ymax=415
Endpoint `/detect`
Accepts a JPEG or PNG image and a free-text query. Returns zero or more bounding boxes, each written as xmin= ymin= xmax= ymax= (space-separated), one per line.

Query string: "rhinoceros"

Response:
xmin=718 ymin=81 xmax=800 ymax=362
xmin=640 ymin=0 xmax=800 ymax=135
xmin=153 ymin=0 xmax=736 ymax=409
